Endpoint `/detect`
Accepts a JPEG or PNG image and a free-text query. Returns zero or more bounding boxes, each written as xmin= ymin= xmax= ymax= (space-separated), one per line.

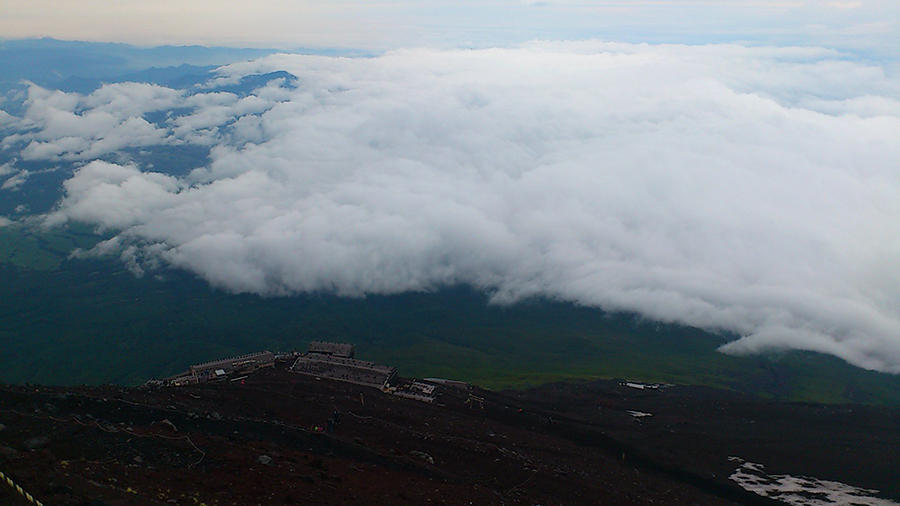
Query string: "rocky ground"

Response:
xmin=1 ymin=361 xmax=898 ymax=506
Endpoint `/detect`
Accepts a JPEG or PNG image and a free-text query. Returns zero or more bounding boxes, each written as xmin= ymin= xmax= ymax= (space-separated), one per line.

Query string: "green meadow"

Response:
xmin=1 ymin=223 xmax=899 ymax=405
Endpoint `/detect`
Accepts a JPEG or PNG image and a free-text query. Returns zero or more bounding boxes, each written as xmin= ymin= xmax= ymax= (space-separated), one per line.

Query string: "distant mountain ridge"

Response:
xmin=0 ymin=38 xmax=373 ymax=96
xmin=51 ymin=64 xmax=217 ymax=94
xmin=0 ymin=38 xmax=275 ymax=93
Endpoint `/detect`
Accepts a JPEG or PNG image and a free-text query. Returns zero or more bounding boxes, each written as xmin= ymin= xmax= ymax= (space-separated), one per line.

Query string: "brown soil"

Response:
xmin=0 ymin=362 xmax=897 ymax=506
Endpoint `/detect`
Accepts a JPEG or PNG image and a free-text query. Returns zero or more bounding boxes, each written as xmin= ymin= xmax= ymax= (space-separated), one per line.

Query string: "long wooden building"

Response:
xmin=162 ymin=351 xmax=275 ymax=386
xmin=290 ymin=342 xmax=396 ymax=389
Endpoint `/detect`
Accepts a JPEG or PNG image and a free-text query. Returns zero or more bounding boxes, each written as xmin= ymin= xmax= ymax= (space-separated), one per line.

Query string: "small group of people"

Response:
xmin=314 ymin=409 xmax=341 ymax=434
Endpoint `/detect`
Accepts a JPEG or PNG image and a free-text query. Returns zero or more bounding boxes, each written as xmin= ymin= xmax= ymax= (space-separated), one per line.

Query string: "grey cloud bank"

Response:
xmin=11 ymin=42 xmax=900 ymax=373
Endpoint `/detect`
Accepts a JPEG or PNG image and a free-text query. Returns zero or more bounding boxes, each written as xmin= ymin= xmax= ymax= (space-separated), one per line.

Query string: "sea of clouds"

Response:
xmin=4 ymin=42 xmax=899 ymax=372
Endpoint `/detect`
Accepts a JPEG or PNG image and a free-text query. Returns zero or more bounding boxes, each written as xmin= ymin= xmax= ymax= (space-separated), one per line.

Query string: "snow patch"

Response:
xmin=622 ymin=382 xmax=665 ymax=390
xmin=729 ymin=458 xmax=899 ymax=506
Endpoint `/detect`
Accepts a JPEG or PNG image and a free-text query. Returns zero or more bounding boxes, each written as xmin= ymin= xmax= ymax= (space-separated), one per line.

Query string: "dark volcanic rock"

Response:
xmin=0 ymin=445 xmax=18 ymax=460
xmin=0 ymin=364 xmax=896 ymax=506
xmin=22 ymin=435 xmax=50 ymax=450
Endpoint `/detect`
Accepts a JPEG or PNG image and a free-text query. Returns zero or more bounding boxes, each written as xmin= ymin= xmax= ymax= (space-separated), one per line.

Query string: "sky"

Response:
xmin=1 ymin=0 xmax=898 ymax=57
xmin=1 ymin=2 xmax=899 ymax=373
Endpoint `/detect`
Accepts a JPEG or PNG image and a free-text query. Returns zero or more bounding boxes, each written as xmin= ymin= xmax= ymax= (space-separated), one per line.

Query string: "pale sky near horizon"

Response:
xmin=1 ymin=0 xmax=898 ymax=56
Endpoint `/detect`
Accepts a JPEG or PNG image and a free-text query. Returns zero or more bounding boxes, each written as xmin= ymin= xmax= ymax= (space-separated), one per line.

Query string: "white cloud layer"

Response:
xmin=3 ymin=84 xmax=183 ymax=161
xmin=1 ymin=170 xmax=30 ymax=191
xmin=24 ymin=42 xmax=900 ymax=372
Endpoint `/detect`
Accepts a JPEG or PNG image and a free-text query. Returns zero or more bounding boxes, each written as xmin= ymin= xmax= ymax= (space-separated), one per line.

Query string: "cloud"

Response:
xmin=5 ymin=83 xmax=181 ymax=161
xmin=5 ymin=79 xmax=288 ymax=161
xmin=0 ymin=110 xmax=14 ymax=126
xmin=1 ymin=170 xmax=30 ymax=191
xmin=33 ymin=43 xmax=900 ymax=373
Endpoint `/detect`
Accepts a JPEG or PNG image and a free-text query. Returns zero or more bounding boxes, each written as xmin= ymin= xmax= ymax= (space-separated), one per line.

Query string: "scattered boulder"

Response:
xmin=0 ymin=445 xmax=19 ymax=460
xmin=160 ymin=419 xmax=178 ymax=432
xmin=133 ymin=455 xmax=144 ymax=465
xmin=410 ymin=450 xmax=434 ymax=464
xmin=308 ymin=458 xmax=327 ymax=470
xmin=48 ymin=482 xmax=74 ymax=495
xmin=320 ymin=472 xmax=342 ymax=483
xmin=23 ymin=435 xmax=51 ymax=450
xmin=257 ymin=455 xmax=273 ymax=465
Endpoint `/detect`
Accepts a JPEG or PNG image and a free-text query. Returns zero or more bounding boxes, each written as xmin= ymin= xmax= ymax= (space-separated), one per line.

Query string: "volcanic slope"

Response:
xmin=1 ymin=363 xmax=897 ymax=506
